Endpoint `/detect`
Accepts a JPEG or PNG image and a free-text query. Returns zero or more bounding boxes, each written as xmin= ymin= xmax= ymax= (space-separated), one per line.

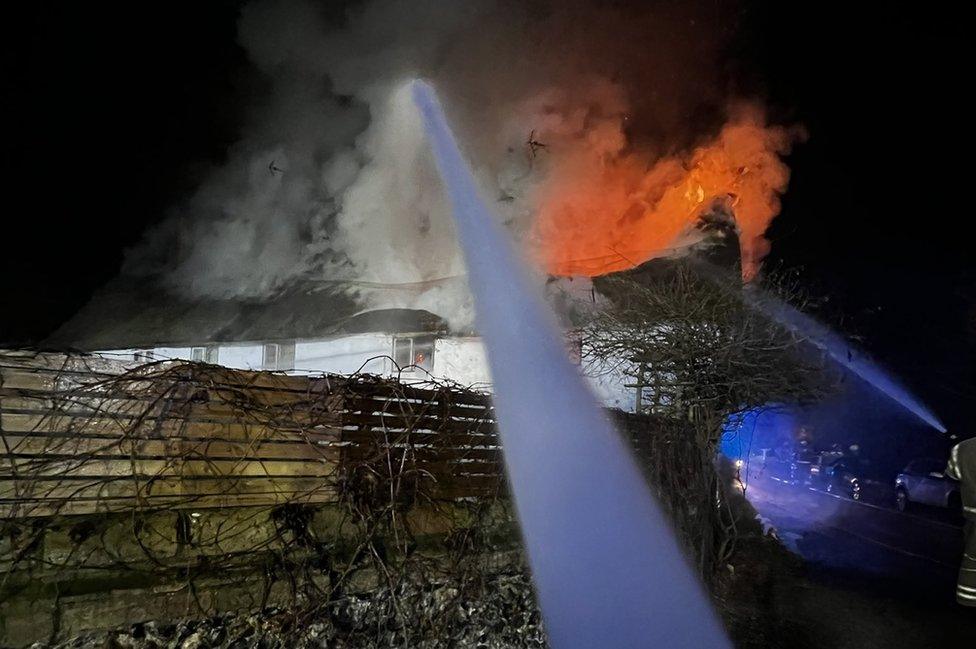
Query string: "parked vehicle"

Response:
xmin=894 ymin=458 xmax=961 ymax=512
xmin=821 ymin=456 xmax=870 ymax=501
xmin=790 ymin=449 xmax=843 ymax=486
xmin=788 ymin=448 xmax=820 ymax=484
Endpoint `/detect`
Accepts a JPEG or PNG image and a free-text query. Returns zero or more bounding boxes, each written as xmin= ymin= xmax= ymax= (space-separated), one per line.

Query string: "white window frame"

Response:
xmin=412 ymin=338 xmax=434 ymax=372
xmin=392 ymin=337 xmax=414 ymax=372
xmin=392 ymin=336 xmax=434 ymax=373
xmin=262 ymin=342 xmax=295 ymax=371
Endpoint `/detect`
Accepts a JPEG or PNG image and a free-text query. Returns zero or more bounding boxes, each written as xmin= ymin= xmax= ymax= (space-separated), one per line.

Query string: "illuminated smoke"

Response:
xmin=533 ymin=104 xmax=799 ymax=281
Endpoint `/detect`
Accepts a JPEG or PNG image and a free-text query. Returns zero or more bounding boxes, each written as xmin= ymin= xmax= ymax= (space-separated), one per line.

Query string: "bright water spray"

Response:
xmin=412 ymin=80 xmax=730 ymax=649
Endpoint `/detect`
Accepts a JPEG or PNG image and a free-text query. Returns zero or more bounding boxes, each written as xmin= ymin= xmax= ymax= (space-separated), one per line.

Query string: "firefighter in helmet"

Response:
xmin=946 ymin=436 xmax=976 ymax=606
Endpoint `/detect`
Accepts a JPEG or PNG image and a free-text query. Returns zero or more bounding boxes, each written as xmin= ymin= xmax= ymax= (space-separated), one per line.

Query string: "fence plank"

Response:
xmin=0 ymin=435 xmax=340 ymax=460
xmin=1 ymin=355 xmax=500 ymax=516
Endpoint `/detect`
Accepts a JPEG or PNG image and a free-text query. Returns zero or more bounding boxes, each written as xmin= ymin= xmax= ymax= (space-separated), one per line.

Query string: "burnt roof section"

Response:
xmin=44 ymin=277 xmax=447 ymax=350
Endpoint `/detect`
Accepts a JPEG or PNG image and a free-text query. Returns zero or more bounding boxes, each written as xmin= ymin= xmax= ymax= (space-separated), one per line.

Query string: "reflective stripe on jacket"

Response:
xmin=948 ymin=440 xmax=976 ymax=606
xmin=946 ymin=439 xmax=976 ymax=520
xmin=959 ymin=523 xmax=976 ymax=607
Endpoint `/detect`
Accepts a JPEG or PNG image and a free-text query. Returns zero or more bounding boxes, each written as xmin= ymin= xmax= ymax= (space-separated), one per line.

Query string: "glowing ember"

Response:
xmin=534 ymin=106 xmax=796 ymax=281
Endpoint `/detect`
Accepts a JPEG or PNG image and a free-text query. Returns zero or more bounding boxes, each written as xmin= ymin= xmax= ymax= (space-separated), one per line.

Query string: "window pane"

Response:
xmin=263 ymin=344 xmax=278 ymax=369
xmin=276 ymin=342 xmax=296 ymax=371
xmin=191 ymin=347 xmax=205 ymax=362
xmin=920 ymin=459 xmax=942 ymax=474
xmin=393 ymin=338 xmax=412 ymax=369
xmin=907 ymin=459 xmax=940 ymax=474
xmin=413 ymin=339 xmax=434 ymax=371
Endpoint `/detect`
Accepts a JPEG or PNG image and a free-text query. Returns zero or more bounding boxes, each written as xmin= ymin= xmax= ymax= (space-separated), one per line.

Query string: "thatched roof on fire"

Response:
xmin=45 ymin=277 xmax=446 ymax=351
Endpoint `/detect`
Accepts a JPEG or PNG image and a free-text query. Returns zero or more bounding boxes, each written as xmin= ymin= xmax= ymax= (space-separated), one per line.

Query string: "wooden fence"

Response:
xmin=0 ymin=351 xmax=504 ymax=519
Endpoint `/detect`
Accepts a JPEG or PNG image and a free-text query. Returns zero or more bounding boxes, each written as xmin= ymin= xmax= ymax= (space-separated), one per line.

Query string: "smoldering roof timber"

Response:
xmin=120 ymin=0 xmax=755 ymax=329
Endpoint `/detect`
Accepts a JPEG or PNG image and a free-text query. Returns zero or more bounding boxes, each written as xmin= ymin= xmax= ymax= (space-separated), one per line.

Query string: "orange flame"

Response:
xmin=533 ymin=107 xmax=795 ymax=281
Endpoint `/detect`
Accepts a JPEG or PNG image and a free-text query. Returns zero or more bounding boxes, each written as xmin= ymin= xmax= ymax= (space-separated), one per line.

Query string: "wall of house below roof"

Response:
xmin=432 ymin=337 xmax=491 ymax=390
xmin=98 ymin=347 xmax=200 ymax=364
xmin=96 ymin=334 xmax=639 ymax=412
xmin=216 ymin=343 xmax=265 ymax=370
xmin=295 ymin=334 xmax=391 ymax=375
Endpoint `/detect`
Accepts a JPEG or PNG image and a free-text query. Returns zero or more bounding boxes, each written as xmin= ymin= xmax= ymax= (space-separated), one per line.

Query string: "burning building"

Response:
xmin=48 ymin=0 xmax=805 ymax=415
xmin=48 ymin=279 xmax=490 ymax=388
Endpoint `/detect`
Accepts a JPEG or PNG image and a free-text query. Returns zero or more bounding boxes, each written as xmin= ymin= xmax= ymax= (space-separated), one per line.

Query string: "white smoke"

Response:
xmin=123 ymin=0 xmax=736 ymax=329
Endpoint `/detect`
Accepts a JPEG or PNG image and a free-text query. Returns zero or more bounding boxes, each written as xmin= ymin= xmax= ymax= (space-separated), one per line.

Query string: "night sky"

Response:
xmin=3 ymin=2 xmax=973 ymax=429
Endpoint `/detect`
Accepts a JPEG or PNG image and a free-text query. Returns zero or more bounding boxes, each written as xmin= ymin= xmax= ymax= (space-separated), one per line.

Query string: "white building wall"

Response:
xmin=216 ymin=344 xmax=265 ymax=371
xmin=96 ymin=334 xmax=638 ymax=411
xmin=432 ymin=337 xmax=636 ymax=411
xmin=153 ymin=346 xmax=196 ymax=362
xmin=294 ymin=334 xmax=391 ymax=375
xmin=432 ymin=338 xmax=492 ymax=390
xmin=96 ymin=349 xmax=141 ymax=361
xmin=96 ymin=347 xmax=198 ymax=363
